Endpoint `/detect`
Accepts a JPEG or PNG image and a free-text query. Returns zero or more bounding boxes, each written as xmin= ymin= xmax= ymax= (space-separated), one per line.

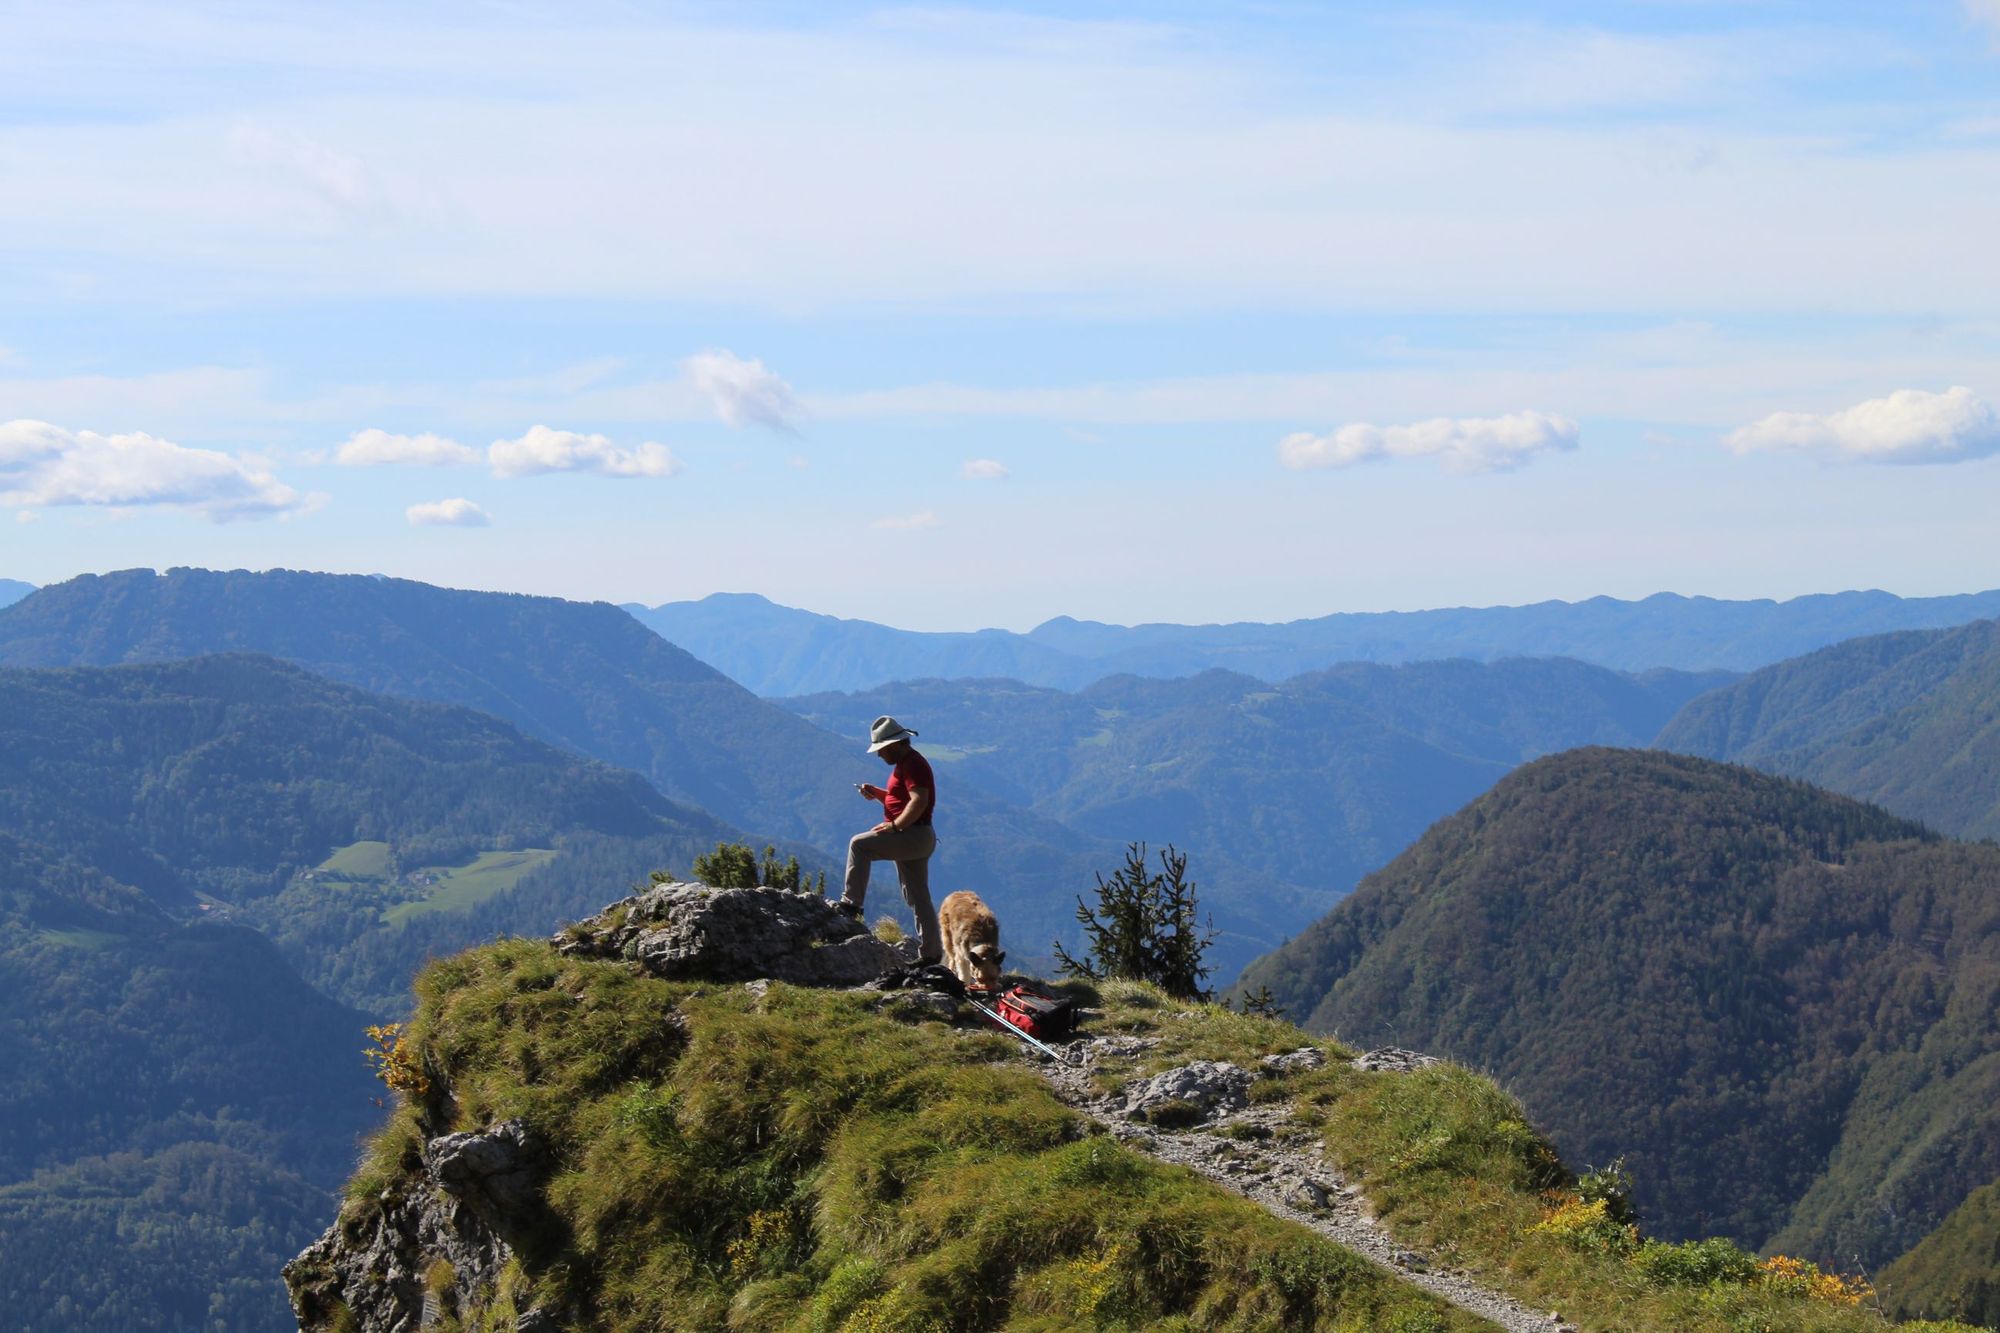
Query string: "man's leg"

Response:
xmin=841 ymin=831 xmax=878 ymax=910
xmin=895 ymin=830 xmax=942 ymax=964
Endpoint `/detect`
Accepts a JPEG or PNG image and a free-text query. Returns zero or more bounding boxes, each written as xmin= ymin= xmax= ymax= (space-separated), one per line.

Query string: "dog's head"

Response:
xmin=967 ymin=942 xmax=1006 ymax=989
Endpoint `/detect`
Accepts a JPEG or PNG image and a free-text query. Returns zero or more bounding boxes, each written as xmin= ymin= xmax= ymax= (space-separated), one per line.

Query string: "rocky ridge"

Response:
xmin=287 ymin=885 xmax=1546 ymax=1331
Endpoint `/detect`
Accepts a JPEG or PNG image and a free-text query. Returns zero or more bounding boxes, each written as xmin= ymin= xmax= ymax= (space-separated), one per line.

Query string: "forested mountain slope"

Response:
xmin=1231 ymin=749 xmax=2000 ymax=1270
xmin=0 ymin=577 xmax=32 ymax=609
xmin=784 ymin=658 xmax=1727 ymax=894
xmin=1656 ymin=617 xmax=2000 ymax=839
xmin=0 ymin=570 xmax=1297 ymax=978
xmin=0 ymin=653 xmax=742 ymax=1016
xmin=0 ymin=568 xmax=857 ymax=846
xmin=639 ymin=586 xmax=2000 ymax=694
xmin=1881 ymin=1178 xmax=2000 ymax=1327
xmin=0 ymin=832 xmax=380 ymax=1331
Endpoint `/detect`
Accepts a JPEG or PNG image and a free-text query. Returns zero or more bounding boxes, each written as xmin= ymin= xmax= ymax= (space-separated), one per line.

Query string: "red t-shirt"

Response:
xmin=885 ymin=750 xmax=935 ymax=826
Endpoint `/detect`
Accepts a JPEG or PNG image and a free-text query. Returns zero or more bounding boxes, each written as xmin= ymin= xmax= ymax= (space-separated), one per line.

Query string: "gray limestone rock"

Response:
xmin=426 ymin=1119 xmax=546 ymax=1231
xmin=553 ymin=882 xmax=902 ymax=986
xmin=287 ymin=1119 xmax=558 ymax=1332
xmin=1259 ymin=1047 xmax=1328 ymax=1075
xmin=1121 ymin=1060 xmax=1253 ymax=1122
xmin=1354 ymin=1047 xmax=1443 ymax=1074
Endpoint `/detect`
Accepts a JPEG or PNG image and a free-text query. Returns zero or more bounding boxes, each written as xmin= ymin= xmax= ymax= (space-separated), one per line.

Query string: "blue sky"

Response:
xmin=3 ymin=1 xmax=1999 ymax=629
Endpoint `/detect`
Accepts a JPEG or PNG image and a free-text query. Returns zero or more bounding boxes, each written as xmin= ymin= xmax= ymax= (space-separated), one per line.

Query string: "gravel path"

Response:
xmin=1028 ymin=1035 xmax=1578 ymax=1333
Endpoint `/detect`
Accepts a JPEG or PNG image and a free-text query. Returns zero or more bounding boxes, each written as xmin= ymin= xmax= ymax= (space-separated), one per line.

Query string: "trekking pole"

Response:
xmin=964 ymin=991 xmax=1079 ymax=1065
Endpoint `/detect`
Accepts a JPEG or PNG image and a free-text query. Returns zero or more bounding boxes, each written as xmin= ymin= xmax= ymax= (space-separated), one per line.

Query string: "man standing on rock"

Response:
xmin=837 ymin=715 xmax=941 ymax=964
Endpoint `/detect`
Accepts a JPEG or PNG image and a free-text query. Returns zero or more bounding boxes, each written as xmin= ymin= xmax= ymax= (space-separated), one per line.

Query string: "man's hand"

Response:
xmin=872 ymin=820 xmax=896 ymax=835
xmin=858 ymin=782 xmax=885 ymax=801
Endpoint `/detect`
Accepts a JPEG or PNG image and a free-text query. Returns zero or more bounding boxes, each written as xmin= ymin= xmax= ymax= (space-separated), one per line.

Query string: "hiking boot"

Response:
xmin=832 ymin=900 xmax=863 ymax=921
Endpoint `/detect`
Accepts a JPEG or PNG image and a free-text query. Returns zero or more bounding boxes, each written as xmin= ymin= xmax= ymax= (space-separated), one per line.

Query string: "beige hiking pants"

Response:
xmin=841 ymin=824 xmax=940 ymax=963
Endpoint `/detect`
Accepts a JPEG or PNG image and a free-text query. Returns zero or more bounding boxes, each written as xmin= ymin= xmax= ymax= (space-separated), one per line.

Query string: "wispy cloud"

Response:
xmin=406 ymin=497 xmax=491 ymax=527
xmin=487 ymin=425 xmax=681 ymax=478
xmin=1 ymin=11 xmax=1982 ymax=318
xmin=961 ymin=458 xmax=1009 ymax=479
xmin=871 ymin=510 xmax=940 ymax=529
xmin=0 ymin=418 xmax=318 ymax=520
xmin=229 ymin=120 xmax=383 ymax=219
xmin=683 ymin=350 xmax=802 ymax=432
xmin=335 ymin=428 xmax=480 ymax=466
xmin=1725 ymin=386 xmax=2000 ymax=464
xmin=1278 ymin=410 xmax=1579 ymax=474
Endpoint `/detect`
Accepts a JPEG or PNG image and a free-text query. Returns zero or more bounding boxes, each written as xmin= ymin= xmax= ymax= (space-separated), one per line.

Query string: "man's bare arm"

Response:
xmin=888 ymin=787 xmax=929 ymax=831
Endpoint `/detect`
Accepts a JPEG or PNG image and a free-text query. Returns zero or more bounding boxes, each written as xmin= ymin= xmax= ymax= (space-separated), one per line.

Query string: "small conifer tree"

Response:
xmin=1236 ymin=984 xmax=1285 ymax=1020
xmin=1053 ymin=842 xmax=1216 ymax=999
xmin=668 ymin=842 xmax=825 ymax=894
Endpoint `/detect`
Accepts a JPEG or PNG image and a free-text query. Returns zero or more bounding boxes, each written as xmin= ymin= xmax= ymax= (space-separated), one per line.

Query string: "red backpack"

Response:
xmin=989 ymin=985 xmax=1076 ymax=1042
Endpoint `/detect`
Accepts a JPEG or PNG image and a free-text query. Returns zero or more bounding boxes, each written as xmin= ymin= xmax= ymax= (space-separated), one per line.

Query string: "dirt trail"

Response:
xmin=1030 ymin=1036 xmax=1577 ymax=1333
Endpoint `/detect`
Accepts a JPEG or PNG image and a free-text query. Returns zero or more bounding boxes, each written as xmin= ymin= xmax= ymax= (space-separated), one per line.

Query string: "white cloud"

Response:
xmin=682 ymin=350 xmax=802 ymax=432
xmin=961 ymin=458 xmax=1010 ymax=480
xmin=1968 ymin=1 xmax=2000 ymax=35
xmin=6 ymin=11 xmax=1989 ymax=321
xmin=0 ymin=419 xmax=317 ymax=520
xmin=487 ymin=425 xmax=681 ymax=478
xmin=871 ymin=510 xmax=940 ymax=529
xmin=1278 ymin=410 xmax=1579 ymax=474
xmin=335 ymin=428 xmax=480 ymax=467
xmin=1725 ymin=386 xmax=2000 ymax=464
xmin=406 ymin=497 xmax=492 ymax=527
xmin=229 ymin=120 xmax=380 ymax=216
xmin=15 ymin=510 xmax=37 ymax=523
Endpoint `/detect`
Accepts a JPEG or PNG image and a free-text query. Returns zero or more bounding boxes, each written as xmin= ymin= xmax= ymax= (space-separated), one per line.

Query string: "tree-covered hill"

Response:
xmin=0 ymin=568 xmax=851 ymax=845
xmin=0 ymin=831 xmax=382 ymax=1332
xmin=1231 ymin=748 xmax=2000 ymax=1271
xmin=1881 ymin=1177 xmax=2000 ymax=1327
xmin=1656 ymin=617 xmax=2000 ymax=839
xmin=637 ymin=586 xmax=2000 ymax=695
xmin=0 ymin=653 xmax=751 ymax=1016
xmin=783 ymin=658 xmax=1727 ymax=895
xmin=0 ymin=569 xmax=1285 ymax=977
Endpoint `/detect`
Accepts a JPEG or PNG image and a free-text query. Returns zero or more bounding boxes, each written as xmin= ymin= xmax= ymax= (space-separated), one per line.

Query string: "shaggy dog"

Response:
xmin=938 ymin=890 xmax=1005 ymax=991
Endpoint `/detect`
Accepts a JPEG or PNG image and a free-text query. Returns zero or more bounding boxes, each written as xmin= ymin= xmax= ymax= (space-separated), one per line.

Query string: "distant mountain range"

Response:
xmin=1657 ymin=617 xmax=2000 ymax=839
xmin=0 ymin=570 xmax=1189 ymax=976
xmin=0 ymin=579 xmax=32 ymax=609
xmin=782 ymin=659 xmax=1726 ymax=904
xmin=1233 ymin=748 xmax=2000 ymax=1273
xmin=631 ymin=588 xmax=2000 ymax=696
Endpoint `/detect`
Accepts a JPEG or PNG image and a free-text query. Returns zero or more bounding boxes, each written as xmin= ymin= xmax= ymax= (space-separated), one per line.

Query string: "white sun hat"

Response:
xmin=866 ymin=715 xmax=919 ymax=753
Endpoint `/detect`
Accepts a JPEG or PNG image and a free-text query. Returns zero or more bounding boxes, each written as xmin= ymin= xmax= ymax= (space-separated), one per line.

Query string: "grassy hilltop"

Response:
xmin=303 ymin=919 xmax=1979 ymax=1332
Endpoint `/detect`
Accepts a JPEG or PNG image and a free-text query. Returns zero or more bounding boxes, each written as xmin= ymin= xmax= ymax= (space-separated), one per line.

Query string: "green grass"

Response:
xmin=1290 ymin=1059 xmax=1918 ymax=1333
xmin=1066 ymin=984 xmax=1966 ymax=1333
xmin=331 ymin=950 xmax=1980 ymax=1333
xmin=33 ymin=926 xmax=123 ymax=950
xmin=382 ymin=850 xmax=558 ymax=927
xmin=333 ymin=940 xmax=1486 ymax=1333
xmin=318 ymin=840 xmax=393 ymax=878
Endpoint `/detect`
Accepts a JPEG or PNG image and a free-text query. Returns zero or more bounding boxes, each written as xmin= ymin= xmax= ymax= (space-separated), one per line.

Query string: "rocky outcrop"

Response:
xmin=1121 ymin=1060 xmax=1253 ymax=1122
xmin=289 ymin=886 xmax=903 ymax=1330
xmin=285 ymin=1121 xmax=554 ymax=1333
xmin=1354 ymin=1047 xmax=1443 ymax=1074
xmin=553 ymin=881 xmax=902 ymax=986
